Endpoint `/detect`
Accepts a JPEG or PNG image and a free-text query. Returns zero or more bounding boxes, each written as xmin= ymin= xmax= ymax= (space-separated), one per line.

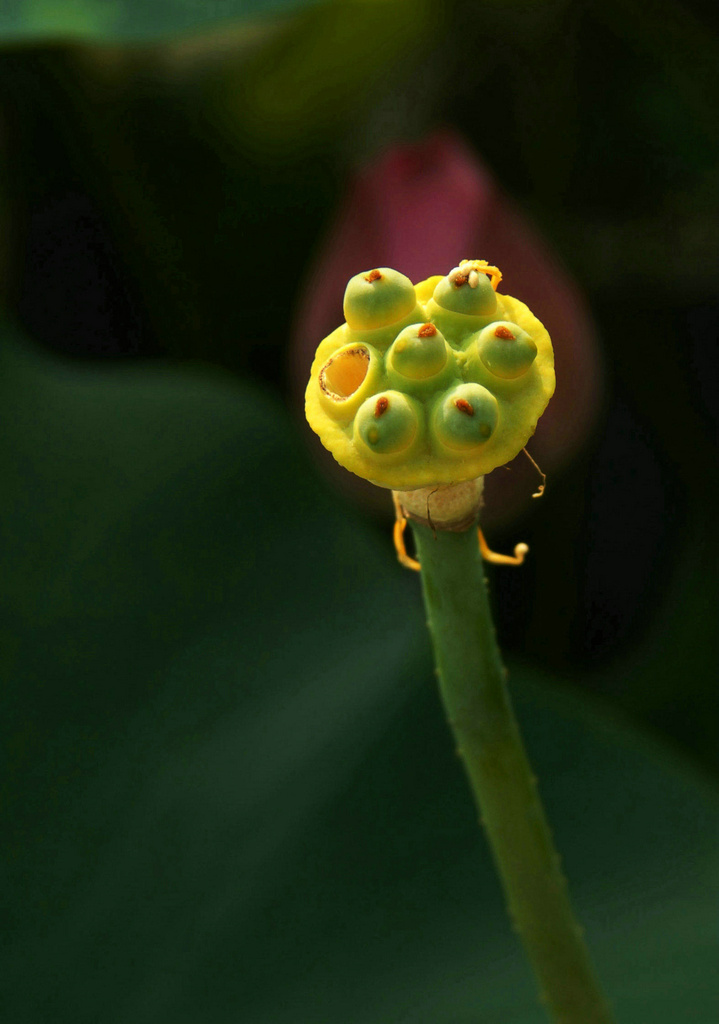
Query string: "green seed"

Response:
xmin=387 ymin=322 xmax=448 ymax=380
xmin=433 ymin=383 xmax=499 ymax=451
xmin=343 ymin=267 xmax=417 ymax=330
xmin=433 ymin=267 xmax=497 ymax=317
xmin=354 ymin=390 xmax=419 ymax=455
xmin=476 ymin=321 xmax=537 ymax=379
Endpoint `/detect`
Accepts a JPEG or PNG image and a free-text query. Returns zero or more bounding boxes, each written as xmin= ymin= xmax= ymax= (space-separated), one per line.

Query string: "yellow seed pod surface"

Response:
xmin=305 ymin=263 xmax=555 ymax=490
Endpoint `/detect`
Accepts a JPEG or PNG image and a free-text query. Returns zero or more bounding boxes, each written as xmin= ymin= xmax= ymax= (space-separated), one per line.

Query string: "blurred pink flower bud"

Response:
xmin=291 ymin=129 xmax=602 ymax=525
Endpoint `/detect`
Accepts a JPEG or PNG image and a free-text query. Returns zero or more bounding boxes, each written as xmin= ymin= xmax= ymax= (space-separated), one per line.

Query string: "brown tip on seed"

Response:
xmin=453 ymin=274 xmax=469 ymax=288
xmin=365 ymin=269 xmax=382 ymax=283
xmin=375 ymin=396 xmax=389 ymax=417
xmin=494 ymin=325 xmax=515 ymax=339
xmin=418 ymin=323 xmax=437 ymax=337
xmin=454 ymin=398 xmax=475 ymax=416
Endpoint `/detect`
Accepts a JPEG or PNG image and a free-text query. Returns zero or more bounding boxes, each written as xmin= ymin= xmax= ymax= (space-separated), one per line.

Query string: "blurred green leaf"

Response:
xmin=0 ymin=0 xmax=320 ymax=42
xmin=1 ymin=324 xmax=717 ymax=1022
xmin=0 ymin=0 xmax=435 ymax=50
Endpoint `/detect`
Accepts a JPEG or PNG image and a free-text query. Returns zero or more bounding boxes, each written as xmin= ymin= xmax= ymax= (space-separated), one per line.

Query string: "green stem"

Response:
xmin=411 ymin=522 xmax=615 ymax=1024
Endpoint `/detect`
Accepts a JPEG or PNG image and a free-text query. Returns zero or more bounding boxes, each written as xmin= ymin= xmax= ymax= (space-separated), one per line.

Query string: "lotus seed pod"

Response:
xmin=477 ymin=321 xmax=538 ymax=380
xmin=343 ymin=267 xmax=417 ymax=331
xmin=387 ymin=322 xmax=448 ymax=380
xmin=305 ymin=261 xmax=555 ymax=490
xmin=354 ymin=391 xmax=420 ymax=455
xmin=433 ymin=383 xmax=498 ymax=452
xmin=433 ymin=264 xmax=497 ymax=317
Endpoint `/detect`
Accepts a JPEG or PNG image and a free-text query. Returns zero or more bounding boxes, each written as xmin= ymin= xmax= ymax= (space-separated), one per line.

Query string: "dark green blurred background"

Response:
xmin=1 ymin=2 xmax=717 ymax=1022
